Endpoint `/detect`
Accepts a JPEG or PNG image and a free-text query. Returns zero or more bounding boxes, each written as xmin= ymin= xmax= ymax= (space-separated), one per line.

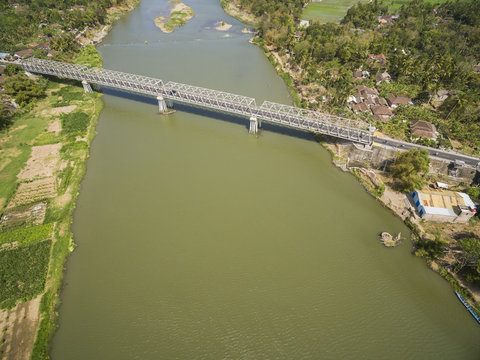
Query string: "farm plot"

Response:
xmin=0 ymin=223 xmax=54 ymax=248
xmin=17 ymin=143 xmax=61 ymax=181
xmin=0 ymin=202 xmax=47 ymax=230
xmin=7 ymin=178 xmax=56 ymax=209
xmin=302 ymin=0 xmax=369 ymax=23
xmin=0 ymin=240 xmax=51 ymax=309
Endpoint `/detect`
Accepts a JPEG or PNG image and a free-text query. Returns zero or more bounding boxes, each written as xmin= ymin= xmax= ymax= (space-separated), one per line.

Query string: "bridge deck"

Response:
xmin=5 ymin=58 xmax=373 ymax=144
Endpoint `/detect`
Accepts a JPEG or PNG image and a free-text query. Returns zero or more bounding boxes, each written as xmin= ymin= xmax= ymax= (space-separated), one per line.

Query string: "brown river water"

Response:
xmin=51 ymin=0 xmax=480 ymax=358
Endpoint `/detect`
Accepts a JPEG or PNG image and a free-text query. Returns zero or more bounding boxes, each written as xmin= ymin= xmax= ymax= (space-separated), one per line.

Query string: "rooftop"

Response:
xmin=416 ymin=188 xmax=476 ymax=216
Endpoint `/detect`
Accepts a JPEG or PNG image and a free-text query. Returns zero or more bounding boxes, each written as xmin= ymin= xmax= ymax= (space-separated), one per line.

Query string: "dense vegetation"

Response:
xmin=223 ymin=0 xmax=306 ymax=46
xmin=0 ymin=0 xmax=133 ymax=53
xmin=61 ymin=111 xmax=90 ymax=135
xmin=0 ymin=240 xmax=52 ymax=309
xmin=239 ymin=0 xmax=480 ymax=153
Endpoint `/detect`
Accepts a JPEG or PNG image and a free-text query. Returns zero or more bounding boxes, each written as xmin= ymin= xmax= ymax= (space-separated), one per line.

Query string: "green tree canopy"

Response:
xmin=4 ymin=64 xmax=23 ymax=77
xmin=458 ymin=237 xmax=480 ymax=279
xmin=4 ymin=76 xmax=46 ymax=107
xmin=390 ymin=148 xmax=430 ymax=192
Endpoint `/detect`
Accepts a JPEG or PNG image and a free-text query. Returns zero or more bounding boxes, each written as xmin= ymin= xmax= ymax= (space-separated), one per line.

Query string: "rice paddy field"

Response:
xmin=301 ymin=0 xmax=452 ymax=23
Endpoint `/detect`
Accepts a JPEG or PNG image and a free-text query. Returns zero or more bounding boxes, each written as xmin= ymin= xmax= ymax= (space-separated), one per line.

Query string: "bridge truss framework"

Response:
xmin=6 ymin=58 xmax=374 ymax=144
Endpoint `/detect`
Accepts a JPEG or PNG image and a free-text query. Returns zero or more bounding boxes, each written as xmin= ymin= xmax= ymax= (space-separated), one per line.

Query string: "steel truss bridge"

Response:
xmin=6 ymin=58 xmax=375 ymax=143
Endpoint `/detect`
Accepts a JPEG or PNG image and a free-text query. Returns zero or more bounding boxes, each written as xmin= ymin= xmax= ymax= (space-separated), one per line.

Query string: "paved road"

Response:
xmin=372 ymin=135 xmax=480 ymax=168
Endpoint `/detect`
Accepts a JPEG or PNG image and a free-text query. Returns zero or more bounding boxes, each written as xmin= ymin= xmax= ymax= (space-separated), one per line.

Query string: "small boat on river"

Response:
xmin=455 ymin=291 xmax=480 ymax=324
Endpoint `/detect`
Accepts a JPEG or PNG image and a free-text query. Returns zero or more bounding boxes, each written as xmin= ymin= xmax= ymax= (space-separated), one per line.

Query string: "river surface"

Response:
xmin=51 ymin=0 xmax=480 ymax=358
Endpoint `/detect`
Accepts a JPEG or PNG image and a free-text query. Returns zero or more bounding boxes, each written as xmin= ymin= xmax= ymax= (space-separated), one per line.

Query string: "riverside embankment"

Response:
xmin=48 ymin=0 xmax=480 ymax=358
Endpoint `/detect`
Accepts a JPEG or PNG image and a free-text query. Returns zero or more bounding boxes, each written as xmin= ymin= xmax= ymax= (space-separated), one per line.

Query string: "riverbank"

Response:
xmin=0 ymin=2 xmax=140 ymax=359
xmin=221 ymin=0 xmax=480 ymax=314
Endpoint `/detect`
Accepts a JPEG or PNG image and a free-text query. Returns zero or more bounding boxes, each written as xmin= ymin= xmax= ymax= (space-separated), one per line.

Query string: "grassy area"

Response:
xmin=302 ymin=0 xmax=369 ymax=23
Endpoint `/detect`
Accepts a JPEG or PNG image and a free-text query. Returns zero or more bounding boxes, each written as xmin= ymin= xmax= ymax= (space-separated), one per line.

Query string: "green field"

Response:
xmin=301 ymin=0 xmax=452 ymax=23
xmin=301 ymin=0 xmax=369 ymax=23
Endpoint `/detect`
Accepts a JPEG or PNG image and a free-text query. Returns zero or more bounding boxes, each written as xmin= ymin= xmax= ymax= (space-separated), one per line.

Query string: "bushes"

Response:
xmin=0 ymin=240 xmax=52 ymax=309
xmin=4 ymin=76 xmax=46 ymax=107
xmin=414 ymin=236 xmax=448 ymax=259
xmin=61 ymin=111 xmax=90 ymax=135
xmin=52 ymin=86 xmax=84 ymax=106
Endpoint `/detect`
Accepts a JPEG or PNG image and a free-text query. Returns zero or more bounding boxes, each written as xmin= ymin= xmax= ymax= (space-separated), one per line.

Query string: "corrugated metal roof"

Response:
xmin=458 ymin=192 xmax=476 ymax=209
xmin=423 ymin=206 xmax=456 ymax=216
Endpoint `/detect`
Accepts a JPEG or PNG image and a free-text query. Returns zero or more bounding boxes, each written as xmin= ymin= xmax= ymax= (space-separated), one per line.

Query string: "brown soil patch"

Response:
xmin=0 ymin=296 xmax=41 ymax=360
xmin=54 ymin=192 xmax=72 ymax=207
xmin=41 ymin=105 xmax=76 ymax=116
xmin=8 ymin=178 xmax=56 ymax=209
xmin=47 ymin=119 xmax=62 ymax=135
xmin=18 ymin=143 xmax=61 ymax=181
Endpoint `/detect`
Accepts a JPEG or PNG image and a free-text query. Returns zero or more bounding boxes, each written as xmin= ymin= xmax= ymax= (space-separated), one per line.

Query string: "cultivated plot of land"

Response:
xmin=0 ymin=295 xmax=42 ymax=360
xmin=302 ymin=0 xmax=369 ymax=23
xmin=0 ymin=202 xmax=47 ymax=230
xmin=7 ymin=178 xmax=57 ymax=209
xmin=17 ymin=143 xmax=61 ymax=181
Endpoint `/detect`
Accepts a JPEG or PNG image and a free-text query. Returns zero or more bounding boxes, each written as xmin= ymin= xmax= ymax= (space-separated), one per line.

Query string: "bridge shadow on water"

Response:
xmin=100 ymin=87 xmax=317 ymax=143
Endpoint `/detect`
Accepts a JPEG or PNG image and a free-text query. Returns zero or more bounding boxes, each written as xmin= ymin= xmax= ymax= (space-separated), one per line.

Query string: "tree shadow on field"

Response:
xmin=99 ymin=87 xmax=317 ymax=143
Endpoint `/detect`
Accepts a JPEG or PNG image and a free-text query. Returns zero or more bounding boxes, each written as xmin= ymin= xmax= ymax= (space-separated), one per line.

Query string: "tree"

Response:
xmin=0 ymin=104 xmax=13 ymax=129
xmin=4 ymin=76 xmax=45 ymax=107
xmin=4 ymin=64 xmax=23 ymax=77
xmin=458 ymin=237 xmax=480 ymax=281
xmin=390 ymin=148 xmax=430 ymax=192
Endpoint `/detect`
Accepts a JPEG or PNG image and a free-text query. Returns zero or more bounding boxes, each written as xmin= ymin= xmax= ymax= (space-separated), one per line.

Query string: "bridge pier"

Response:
xmin=249 ymin=116 xmax=258 ymax=134
xmin=157 ymin=96 xmax=168 ymax=113
xmin=82 ymin=80 xmax=93 ymax=93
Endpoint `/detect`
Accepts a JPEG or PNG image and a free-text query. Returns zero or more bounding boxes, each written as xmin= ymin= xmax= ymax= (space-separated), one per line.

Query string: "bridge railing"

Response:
xmin=162 ymin=81 xmax=256 ymax=117
xmin=256 ymin=101 xmax=372 ymax=144
xmin=17 ymin=58 xmax=165 ymax=97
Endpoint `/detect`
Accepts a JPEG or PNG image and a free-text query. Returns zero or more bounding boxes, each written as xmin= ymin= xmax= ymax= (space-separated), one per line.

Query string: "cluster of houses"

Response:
xmin=347 ymin=84 xmax=412 ymax=117
xmin=347 ymin=83 xmax=439 ymax=140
